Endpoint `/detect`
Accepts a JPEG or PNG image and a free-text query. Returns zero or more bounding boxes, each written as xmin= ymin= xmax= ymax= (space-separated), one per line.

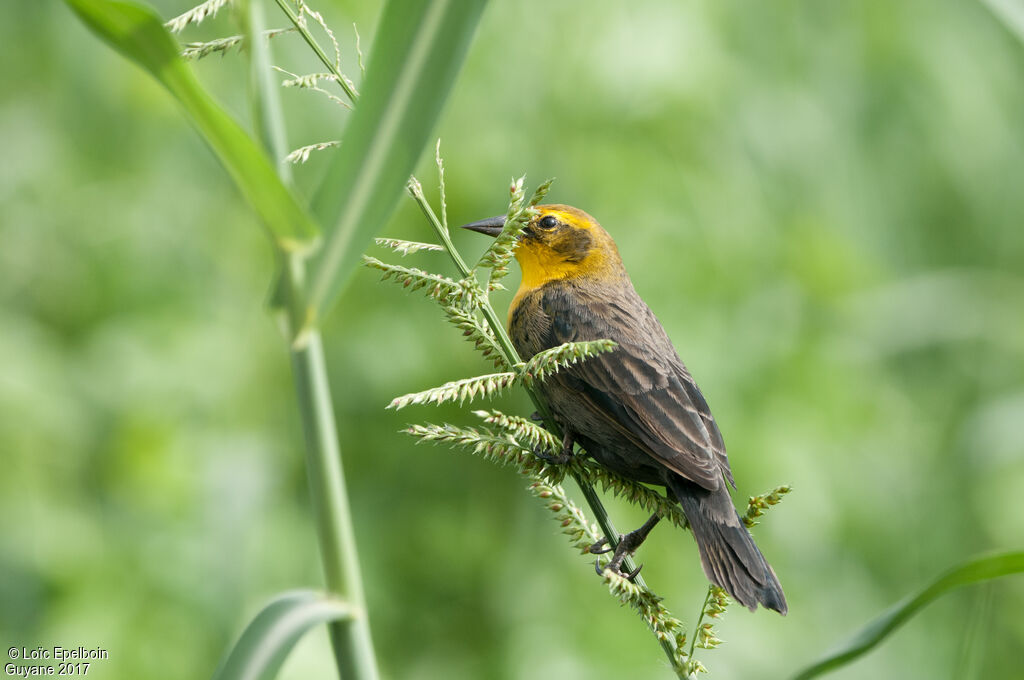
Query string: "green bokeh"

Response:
xmin=2 ymin=1 xmax=1023 ymax=678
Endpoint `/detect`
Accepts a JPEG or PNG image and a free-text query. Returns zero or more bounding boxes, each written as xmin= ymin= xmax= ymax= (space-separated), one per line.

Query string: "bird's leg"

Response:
xmin=590 ymin=513 xmax=662 ymax=580
xmin=532 ymin=428 xmax=575 ymax=465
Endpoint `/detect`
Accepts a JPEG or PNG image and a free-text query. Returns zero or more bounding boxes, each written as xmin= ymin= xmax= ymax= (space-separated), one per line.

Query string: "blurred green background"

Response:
xmin=2 ymin=1 xmax=1024 ymax=678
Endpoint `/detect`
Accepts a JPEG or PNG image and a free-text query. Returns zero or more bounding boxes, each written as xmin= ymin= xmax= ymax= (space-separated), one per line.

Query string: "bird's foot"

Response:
xmin=588 ymin=513 xmax=662 ymax=581
xmin=589 ymin=533 xmax=646 ymax=580
xmin=532 ymin=446 xmax=574 ymax=465
xmin=532 ymin=429 xmax=575 ymax=465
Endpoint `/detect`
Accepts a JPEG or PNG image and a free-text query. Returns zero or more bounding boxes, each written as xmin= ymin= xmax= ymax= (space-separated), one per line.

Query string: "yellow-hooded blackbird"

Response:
xmin=462 ymin=204 xmax=787 ymax=614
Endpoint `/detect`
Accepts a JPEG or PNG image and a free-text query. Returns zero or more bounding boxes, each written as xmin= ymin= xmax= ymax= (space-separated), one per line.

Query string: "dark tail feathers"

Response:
xmin=668 ymin=476 xmax=788 ymax=614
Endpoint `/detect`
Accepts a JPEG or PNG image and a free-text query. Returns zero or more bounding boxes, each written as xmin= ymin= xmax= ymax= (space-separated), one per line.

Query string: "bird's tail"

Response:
xmin=668 ymin=476 xmax=788 ymax=614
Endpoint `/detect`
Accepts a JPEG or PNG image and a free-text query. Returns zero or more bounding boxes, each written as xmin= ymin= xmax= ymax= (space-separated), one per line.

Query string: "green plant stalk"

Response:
xmin=283 ymin=254 xmax=380 ymax=680
xmin=687 ymin=586 xmax=713 ymax=661
xmin=245 ymin=0 xmax=292 ymax=182
xmin=243 ymin=10 xmax=373 ymax=675
xmin=271 ymin=0 xmax=359 ymax=104
xmin=410 ymin=188 xmax=681 ymax=671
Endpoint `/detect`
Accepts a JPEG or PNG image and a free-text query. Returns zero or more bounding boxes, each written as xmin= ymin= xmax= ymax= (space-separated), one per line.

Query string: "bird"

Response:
xmin=461 ymin=204 xmax=787 ymax=614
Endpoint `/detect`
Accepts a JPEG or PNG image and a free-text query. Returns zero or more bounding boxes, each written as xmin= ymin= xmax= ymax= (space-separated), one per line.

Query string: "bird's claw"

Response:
xmin=535 ymin=429 xmax=577 ymax=464
xmin=624 ymin=562 xmax=644 ymax=580
xmin=591 ymin=535 xmax=638 ymax=578
xmin=590 ymin=515 xmax=661 ymax=581
xmin=593 ymin=556 xmax=644 ymax=581
xmin=532 ymin=447 xmax=574 ymax=465
xmin=532 ymin=430 xmax=575 ymax=465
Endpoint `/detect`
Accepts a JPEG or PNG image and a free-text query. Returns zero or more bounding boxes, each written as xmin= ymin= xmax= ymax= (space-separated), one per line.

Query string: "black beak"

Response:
xmin=459 ymin=215 xmax=506 ymax=237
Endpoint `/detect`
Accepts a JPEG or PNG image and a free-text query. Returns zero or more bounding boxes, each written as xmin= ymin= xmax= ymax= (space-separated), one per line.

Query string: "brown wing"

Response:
xmin=539 ymin=282 xmax=733 ymax=491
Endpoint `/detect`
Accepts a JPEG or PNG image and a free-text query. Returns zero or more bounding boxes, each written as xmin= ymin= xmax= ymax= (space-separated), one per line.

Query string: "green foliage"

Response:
xmin=182 ymin=32 xmax=294 ymax=61
xmin=442 ymin=305 xmax=510 ymax=369
xmin=373 ymin=238 xmax=444 ymax=257
xmin=274 ymin=67 xmax=352 ymax=109
xmin=472 ymin=409 xmax=560 ymax=454
xmin=12 ymin=0 xmax=1024 ymax=678
xmin=390 ymin=372 xmax=519 ymax=409
xmin=794 ymin=551 xmax=1024 ymax=679
xmin=63 ymin=0 xmax=319 ymax=251
xmin=270 ymin=0 xmax=358 ymax=103
xmin=405 ymin=421 xmax=536 ymax=471
xmin=362 ymin=255 xmax=468 ymax=302
xmin=387 ymin=340 xmax=616 ymax=408
xmin=743 ymin=485 xmax=792 ymax=528
xmin=165 ymin=0 xmax=232 ymax=33
xmin=473 ymin=176 xmax=554 ymax=290
xmin=60 ymin=1 xmax=491 ymax=678
xmin=305 ymin=0 xmax=490 ymax=321
xmin=242 ymin=0 xmax=289 ymax=182
xmin=521 ymin=339 xmax=617 ymax=385
xmin=212 ymin=591 xmax=353 ymax=680
xmin=982 ymin=0 xmax=1024 ymax=43
xmin=286 ymin=140 xmax=341 ymax=164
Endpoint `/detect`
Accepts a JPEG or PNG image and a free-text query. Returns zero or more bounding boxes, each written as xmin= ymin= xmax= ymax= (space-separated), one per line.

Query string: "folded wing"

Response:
xmin=540 ymin=284 xmax=733 ymax=491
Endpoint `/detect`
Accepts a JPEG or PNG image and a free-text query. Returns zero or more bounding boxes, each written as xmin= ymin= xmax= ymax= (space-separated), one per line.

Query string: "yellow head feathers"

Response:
xmin=512 ymin=204 xmax=622 ymax=288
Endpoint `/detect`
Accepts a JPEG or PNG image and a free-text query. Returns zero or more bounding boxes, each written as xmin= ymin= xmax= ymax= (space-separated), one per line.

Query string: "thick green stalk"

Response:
xmin=247 ymin=8 xmax=374 ymax=675
xmin=244 ymin=0 xmax=292 ymax=182
xmin=410 ymin=189 xmax=680 ymax=669
xmin=284 ymin=255 xmax=379 ymax=680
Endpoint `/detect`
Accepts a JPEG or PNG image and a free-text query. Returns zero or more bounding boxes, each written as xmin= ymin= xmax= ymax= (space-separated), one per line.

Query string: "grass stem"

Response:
xmin=271 ymin=0 xmax=359 ymax=104
xmin=284 ymin=255 xmax=379 ymax=680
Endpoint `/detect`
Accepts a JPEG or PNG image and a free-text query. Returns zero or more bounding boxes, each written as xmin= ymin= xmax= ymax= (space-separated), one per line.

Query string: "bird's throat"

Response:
xmin=509 ymin=244 xmax=617 ymax=322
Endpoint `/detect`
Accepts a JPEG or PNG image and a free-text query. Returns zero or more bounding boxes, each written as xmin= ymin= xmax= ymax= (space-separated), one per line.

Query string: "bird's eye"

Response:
xmin=539 ymin=215 xmax=558 ymax=229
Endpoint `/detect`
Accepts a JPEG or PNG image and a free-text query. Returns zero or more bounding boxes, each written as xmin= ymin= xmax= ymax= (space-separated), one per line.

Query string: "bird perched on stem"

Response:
xmin=461 ymin=204 xmax=787 ymax=614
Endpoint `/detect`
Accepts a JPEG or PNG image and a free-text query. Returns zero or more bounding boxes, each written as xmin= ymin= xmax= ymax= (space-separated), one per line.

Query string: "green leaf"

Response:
xmin=793 ymin=550 xmax=1024 ymax=679
xmin=306 ymin=0 xmax=489 ymax=323
xmin=64 ymin=0 xmax=318 ymax=251
xmin=981 ymin=0 xmax=1024 ymax=44
xmin=212 ymin=590 xmax=353 ymax=680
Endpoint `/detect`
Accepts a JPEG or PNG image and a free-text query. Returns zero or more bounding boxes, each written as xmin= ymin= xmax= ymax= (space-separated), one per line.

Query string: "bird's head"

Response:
xmin=461 ymin=204 xmax=623 ymax=289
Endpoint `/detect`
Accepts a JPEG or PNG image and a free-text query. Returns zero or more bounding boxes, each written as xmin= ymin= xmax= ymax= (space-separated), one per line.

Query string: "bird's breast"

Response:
xmin=508 ymin=287 xmax=551 ymax=360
